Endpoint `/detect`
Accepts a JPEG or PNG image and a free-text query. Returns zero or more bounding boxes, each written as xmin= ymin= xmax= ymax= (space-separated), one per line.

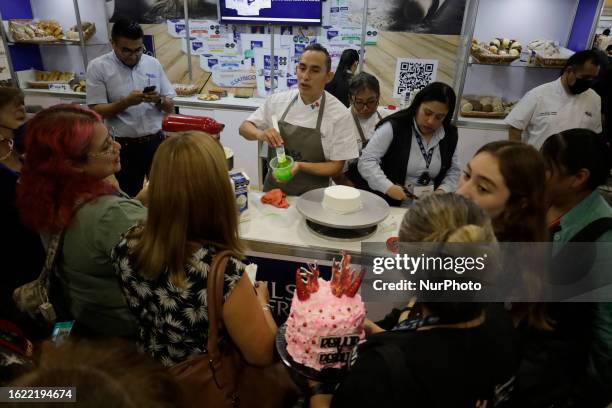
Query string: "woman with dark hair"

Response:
xmin=325 ymin=49 xmax=359 ymax=107
xmin=335 ymin=72 xmax=388 ymax=186
xmin=306 ymin=194 xmax=518 ymax=408
xmin=347 ymin=72 xmax=387 ymax=153
xmin=358 ymin=82 xmax=461 ymax=206
xmin=0 ymin=87 xmax=45 ymax=334
xmin=457 ymin=140 xmax=548 ymax=242
xmin=17 ymin=104 xmax=148 ymax=338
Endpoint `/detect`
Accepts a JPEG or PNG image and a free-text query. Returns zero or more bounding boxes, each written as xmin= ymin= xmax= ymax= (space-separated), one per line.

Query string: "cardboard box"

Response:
xmin=211 ymin=66 xmax=256 ymax=88
xmin=200 ymin=54 xmax=251 ymax=73
xmin=167 ymin=19 xmax=232 ymax=39
xmin=230 ymin=169 xmax=251 ymax=222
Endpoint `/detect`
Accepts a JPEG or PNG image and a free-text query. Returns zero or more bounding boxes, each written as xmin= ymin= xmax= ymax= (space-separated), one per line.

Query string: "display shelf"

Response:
xmin=6 ymin=40 xmax=108 ymax=46
xmin=173 ymin=94 xmax=265 ymax=112
xmin=0 ymin=0 xmax=110 ymax=85
xmin=457 ymin=0 xmax=600 ymax=115
xmin=22 ymin=87 xmax=84 ymax=98
xmin=455 ymin=116 xmax=509 ymax=131
xmin=468 ymin=56 xmax=564 ymax=69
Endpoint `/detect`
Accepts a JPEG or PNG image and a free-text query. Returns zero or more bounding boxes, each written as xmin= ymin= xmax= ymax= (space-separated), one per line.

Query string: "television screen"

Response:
xmin=218 ymin=0 xmax=323 ymax=25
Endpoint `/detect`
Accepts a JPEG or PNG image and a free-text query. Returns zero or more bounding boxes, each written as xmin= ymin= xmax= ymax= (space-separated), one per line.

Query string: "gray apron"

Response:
xmin=351 ymin=109 xmax=383 ymax=150
xmin=263 ymin=93 xmax=328 ymax=196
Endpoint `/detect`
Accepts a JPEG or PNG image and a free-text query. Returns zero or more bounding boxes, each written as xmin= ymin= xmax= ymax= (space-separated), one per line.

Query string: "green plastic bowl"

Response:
xmin=270 ymin=156 xmax=294 ymax=182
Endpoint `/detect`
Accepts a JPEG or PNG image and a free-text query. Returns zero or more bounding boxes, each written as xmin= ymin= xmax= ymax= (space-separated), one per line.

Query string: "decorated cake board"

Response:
xmin=276 ymin=324 xmax=353 ymax=382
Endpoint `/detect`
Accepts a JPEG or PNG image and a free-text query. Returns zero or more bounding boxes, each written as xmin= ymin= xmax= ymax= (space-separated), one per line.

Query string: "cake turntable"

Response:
xmin=297 ymin=187 xmax=390 ymax=241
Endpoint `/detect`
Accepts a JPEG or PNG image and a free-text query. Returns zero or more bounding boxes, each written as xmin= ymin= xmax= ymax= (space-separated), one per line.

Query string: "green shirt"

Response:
xmin=553 ymin=191 xmax=612 ymax=392
xmin=59 ymin=194 xmax=147 ymax=337
xmin=553 ymin=191 xmax=612 ymax=245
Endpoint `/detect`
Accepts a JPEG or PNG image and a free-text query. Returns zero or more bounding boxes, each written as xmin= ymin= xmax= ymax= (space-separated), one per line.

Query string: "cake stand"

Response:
xmin=276 ymin=324 xmax=352 ymax=383
xmin=296 ymin=188 xmax=390 ymax=240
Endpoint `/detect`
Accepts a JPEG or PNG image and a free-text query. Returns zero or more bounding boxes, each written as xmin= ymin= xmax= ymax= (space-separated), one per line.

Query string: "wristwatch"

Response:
xmin=309 ymin=382 xmax=337 ymax=396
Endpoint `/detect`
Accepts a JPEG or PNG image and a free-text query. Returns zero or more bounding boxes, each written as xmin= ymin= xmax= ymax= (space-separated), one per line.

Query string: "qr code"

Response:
xmin=396 ymin=61 xmax=435 ymax=96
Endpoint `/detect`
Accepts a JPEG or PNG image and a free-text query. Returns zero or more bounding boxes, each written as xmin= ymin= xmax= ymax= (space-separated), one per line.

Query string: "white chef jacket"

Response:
xmin=505 ymin=78 xmax=602 ymax=150
xmin=247 ymin=88 xmax=359 ymax=161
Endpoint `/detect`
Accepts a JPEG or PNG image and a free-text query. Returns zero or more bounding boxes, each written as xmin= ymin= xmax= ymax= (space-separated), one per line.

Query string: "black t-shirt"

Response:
xmin=325 ymin=72 xmax=352 ymax=108
xmin=332 ymin=312 xmax=518 ymax=408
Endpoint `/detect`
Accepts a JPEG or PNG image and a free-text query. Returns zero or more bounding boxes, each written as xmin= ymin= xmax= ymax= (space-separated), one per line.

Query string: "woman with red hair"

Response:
xmin=17 ymin=104 xmax=147 ymax=337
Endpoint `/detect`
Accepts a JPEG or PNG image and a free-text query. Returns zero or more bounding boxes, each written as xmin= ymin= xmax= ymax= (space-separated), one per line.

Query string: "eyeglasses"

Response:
xmin=119 ymin=45 xmax=146 ymax=56
xmin=352 ymin=98 xmax=379 ymax=110
xmin=88 ymin=127 xmax=117 ymax=159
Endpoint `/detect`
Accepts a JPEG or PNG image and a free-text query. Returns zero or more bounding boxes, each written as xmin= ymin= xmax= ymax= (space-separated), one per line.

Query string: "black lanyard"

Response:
xmin=414 ymin=125 xmax=435 ymax=169
xmin=393 ymin=315 xmax=442 ymax=331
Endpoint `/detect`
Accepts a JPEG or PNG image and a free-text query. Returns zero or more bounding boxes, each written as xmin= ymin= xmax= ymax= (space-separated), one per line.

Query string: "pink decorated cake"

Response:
xmin=285 ymin=254 xmax=366 ymax=371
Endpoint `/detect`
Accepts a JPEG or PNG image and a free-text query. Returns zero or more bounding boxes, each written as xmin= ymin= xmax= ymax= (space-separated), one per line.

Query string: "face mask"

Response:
xmin=568 ymin=77 xmax=593 ymax=95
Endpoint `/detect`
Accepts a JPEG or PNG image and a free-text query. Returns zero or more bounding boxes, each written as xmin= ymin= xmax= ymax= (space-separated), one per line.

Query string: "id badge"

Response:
xmin=413 ymin=184 xmax=434 ymax=198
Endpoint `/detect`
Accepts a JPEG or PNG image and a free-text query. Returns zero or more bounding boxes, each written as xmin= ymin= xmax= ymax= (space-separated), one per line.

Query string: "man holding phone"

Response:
xmin=87 ymin=18 xmax=175 ymax=196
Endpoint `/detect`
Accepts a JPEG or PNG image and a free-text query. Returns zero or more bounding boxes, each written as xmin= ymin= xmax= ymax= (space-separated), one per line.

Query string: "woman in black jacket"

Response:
xmin=358 ymin=82 xmax=461 ymax=206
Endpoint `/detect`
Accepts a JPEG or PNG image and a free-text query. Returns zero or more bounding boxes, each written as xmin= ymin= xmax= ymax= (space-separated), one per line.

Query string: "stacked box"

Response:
xmin=229 ymin=170 xmax=251 ymax=222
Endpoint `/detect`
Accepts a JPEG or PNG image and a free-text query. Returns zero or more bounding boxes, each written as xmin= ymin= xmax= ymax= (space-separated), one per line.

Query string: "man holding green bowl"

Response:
xmin=239 ymin=44 xmax=359 ymax=196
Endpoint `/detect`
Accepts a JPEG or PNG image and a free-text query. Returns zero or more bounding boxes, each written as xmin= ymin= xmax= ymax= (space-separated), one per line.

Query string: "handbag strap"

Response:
xmin=38 ymin=233 xmax=65 ymax=296
xmin=206 ymin=249 xmax=237 ymax=357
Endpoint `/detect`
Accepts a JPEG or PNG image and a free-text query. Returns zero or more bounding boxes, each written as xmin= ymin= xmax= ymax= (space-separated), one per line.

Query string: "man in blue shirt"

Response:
xmin=87 ymin=18 xmax=175 ymax=197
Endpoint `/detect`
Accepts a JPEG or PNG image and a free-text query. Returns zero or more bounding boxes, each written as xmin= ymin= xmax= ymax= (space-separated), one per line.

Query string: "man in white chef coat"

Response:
xmin=505 ymin=50 xmax=602 ymax=150
xmin=239 ymin=43 xmax=359 ymax=195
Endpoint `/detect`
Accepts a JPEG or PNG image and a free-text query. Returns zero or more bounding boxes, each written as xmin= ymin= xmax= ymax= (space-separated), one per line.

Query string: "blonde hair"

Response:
xmin=130 ymin=132 xmax=244 ymax=286
xmin=399 ymin=193 xmax=496 ymax=244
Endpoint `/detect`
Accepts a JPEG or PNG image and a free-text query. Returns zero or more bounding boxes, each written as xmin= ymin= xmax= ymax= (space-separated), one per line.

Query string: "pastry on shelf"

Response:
xmin=460 ymin=95 xmax=516 ymax=118
xmin=9 ymin=19 xmax=63 ymax=42
xmin=29 ymin=71 xmax=75 ymax=88
xmin=197 ymin=94 xmax=220 ymax=101
xmin=471 ymin=37 xmax=522 ymax=64
xmin=37 ymin=20 xmax=63 ymax=39
xmin=66 ymin=22 xmax=96 ymax=41
xmin=528 ymin=39 xmax=573 ymax=67
xmin=71 ymin=80 xmax=86 ymax=93
xmin=35 ymin=71 xmax=73 ymax=82
xmin=173 ymin=83 xmax=199 ymax=96
xmin=209 ymin=88 xmax=229 ymax=98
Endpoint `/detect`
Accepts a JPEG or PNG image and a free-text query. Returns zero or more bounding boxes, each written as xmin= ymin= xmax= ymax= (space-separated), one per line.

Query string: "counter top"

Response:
xmin=22 ymin=88 xmax=510 ymax=132
xmin=240 ymin=192 xmax=406 ymax=260
xmin=173 ymin=95 xmax=264 ymax=111
xmin=23 ymin=88 xmax=86 ymax=99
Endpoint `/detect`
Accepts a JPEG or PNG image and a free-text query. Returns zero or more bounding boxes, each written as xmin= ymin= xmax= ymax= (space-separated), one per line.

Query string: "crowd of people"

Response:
xmin=1 ymin=19 xmax=612 ymax=408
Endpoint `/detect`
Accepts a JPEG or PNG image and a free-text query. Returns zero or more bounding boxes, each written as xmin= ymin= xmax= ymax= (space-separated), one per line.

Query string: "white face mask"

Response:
xmin=0 ymin=138 xmax=14 ymax=161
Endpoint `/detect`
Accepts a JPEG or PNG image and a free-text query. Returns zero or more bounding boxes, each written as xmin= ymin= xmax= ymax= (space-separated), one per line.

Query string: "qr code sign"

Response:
xmin=393 ymin=58 xmax=438 ymax=99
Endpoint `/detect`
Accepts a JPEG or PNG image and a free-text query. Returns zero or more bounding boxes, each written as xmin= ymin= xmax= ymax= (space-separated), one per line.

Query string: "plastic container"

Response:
xmin=270 ymin=155 xmax=294 ymax=182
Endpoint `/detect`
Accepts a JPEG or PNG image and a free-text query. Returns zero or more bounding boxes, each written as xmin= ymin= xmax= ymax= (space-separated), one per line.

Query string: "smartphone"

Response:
xmin=143 ymin=85 xmax=156 ymax=93
xmin=51 ymin=321 xmax=75 ymax=346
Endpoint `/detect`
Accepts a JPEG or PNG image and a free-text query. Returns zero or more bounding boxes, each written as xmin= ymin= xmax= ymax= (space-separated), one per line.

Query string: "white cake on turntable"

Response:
xmin=321 ymin=185 xmax=363 ymax=214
